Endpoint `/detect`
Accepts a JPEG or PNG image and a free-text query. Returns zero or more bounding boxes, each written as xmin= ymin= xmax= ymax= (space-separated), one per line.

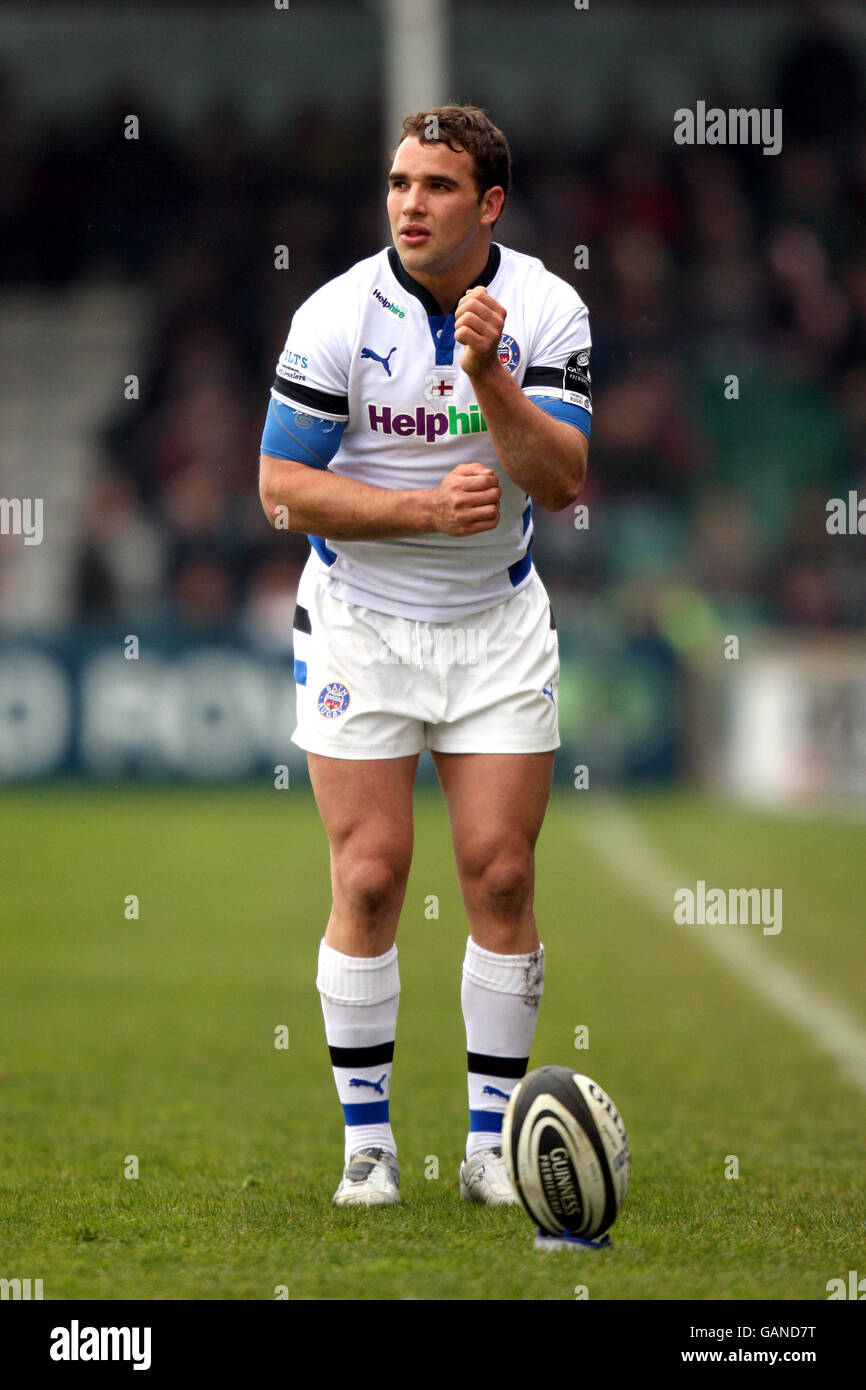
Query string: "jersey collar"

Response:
xmin=386 ymin=242 xmax=501 ymax=316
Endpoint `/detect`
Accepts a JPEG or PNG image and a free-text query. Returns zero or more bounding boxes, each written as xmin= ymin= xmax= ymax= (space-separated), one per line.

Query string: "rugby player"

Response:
xmin=259 ymin=105 xmax=591 ymax=1207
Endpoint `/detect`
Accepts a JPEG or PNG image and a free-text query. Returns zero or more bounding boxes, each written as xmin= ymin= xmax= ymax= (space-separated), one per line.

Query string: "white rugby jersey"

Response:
xmin=268 ymin=241 xmax=591 ymax=622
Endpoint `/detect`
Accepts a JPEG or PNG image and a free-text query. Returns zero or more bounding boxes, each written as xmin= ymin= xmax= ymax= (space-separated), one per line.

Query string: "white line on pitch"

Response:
xmin=577 ymin=798 xmax=866 ymax=1098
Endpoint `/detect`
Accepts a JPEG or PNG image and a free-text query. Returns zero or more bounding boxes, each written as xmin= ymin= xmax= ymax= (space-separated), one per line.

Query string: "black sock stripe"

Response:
xmin=329 ymin=1041 xmax=394 ymax=1068
xmin=467 ymin=1052 xmax=529 ymax=1078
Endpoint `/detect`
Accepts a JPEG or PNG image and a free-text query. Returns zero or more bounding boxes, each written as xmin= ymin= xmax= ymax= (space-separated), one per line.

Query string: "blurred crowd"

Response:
xmin=2 ymin=12 xmax=865 ymax=646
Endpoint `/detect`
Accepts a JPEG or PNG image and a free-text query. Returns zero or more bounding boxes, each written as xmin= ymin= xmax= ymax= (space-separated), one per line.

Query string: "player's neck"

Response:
xmin=404 ymin=240 xmax=494 ymax=315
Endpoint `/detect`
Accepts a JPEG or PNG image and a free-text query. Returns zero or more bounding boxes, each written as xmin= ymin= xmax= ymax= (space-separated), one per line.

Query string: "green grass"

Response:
xmin=1 ymin=784 xmax=864 ymax=1300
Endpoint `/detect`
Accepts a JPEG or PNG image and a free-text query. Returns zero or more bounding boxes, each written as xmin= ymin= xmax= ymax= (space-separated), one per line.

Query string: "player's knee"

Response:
xmin=338 ymin=853 xmax=408 ymax=921
xmin=470 ymin=849 xmax=533 ymax=921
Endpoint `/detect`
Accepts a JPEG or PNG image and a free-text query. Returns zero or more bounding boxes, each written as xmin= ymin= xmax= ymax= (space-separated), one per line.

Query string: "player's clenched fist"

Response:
xmin=431 ymin=462 xmax=501 ymax=536
xmin=455 ymin=286 xmax=507 ymax=378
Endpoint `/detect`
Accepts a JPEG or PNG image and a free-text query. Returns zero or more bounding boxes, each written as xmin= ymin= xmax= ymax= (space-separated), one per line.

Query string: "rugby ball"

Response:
xmin=502 ymin=1066 xmax=630 ymax=1238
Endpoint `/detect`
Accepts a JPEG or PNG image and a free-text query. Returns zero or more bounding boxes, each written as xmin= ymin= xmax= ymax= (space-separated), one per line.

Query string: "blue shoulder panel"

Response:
xmin=261 ymin=398 xmax=347 ymax=468
xmin=533 ymin=395 xmax=591 ymax=440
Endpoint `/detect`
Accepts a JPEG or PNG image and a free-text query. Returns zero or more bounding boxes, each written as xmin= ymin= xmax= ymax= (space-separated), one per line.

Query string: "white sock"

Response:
xmin=461 ymin=936 xmax=544 ymax=1160
xmin=317 ymin=939 xmax=399 ymax=1163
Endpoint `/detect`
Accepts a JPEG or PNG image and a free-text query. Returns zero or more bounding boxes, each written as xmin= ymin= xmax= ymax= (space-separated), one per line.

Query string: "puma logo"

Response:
xmin=361 ymin=346 xmax=397 ymax=376
xmin=482 ymin=1084 xmax=510 ymax=1101
xmin=348 ymin=1073 xmax=388 ymax=1096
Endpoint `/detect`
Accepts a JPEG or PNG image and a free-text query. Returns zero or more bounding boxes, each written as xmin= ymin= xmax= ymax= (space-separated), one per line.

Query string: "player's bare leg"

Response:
xmin=432 ymin=750 xmax=553 ymax=952
xmin=432 ymin=750 xmax=554 ymax=1205
xmin=308 ymin=752 xmax=418 ymax=957
xmin=307 ymin=752 xmax=418 ymax=1205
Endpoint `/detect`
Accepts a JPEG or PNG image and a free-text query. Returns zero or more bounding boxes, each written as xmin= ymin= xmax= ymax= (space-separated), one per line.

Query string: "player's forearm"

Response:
xmin=259 ymin=455 xmax=436 ymax=539
xmin=469 ymin=364 xmax=587 ymax=511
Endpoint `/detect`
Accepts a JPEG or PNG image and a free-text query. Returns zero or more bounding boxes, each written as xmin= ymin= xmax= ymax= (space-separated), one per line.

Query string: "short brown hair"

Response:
xmin=394 ymin=105 xmax=512 ymax=216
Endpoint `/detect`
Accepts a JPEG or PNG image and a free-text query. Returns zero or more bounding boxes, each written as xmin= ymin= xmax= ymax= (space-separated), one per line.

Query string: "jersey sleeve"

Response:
xmin=269 ymin=282 xmax=351 ymax=422
xmin=521 ymin=277 xmax=592 ymax=436
xmin=260 ymin=398 xmax=347 ymax=467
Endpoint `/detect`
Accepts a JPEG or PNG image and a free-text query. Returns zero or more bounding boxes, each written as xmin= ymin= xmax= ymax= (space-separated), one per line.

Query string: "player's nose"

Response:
xmin=402 ymin=182 xmax=427 ymax=212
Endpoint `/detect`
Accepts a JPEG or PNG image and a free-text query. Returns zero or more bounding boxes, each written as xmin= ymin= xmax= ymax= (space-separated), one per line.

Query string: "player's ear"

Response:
xmin=480 ymin=185 xmax=505 ymax=227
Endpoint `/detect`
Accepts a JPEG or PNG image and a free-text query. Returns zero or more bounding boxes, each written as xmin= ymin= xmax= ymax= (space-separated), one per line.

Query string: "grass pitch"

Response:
xmin=1 ymin=781 xmax=864 ymax=1300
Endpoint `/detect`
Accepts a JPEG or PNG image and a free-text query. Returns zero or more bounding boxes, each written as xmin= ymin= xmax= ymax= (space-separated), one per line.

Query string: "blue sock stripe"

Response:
xmin=342 ymin=1100 xmax=390 ymax=1125
xmin=469 ymin=1109 xmax=504 ymax=1134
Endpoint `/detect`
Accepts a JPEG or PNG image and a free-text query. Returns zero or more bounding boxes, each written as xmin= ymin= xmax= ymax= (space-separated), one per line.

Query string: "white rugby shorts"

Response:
xmin=291 ymin=568 xmax=560 ymax=758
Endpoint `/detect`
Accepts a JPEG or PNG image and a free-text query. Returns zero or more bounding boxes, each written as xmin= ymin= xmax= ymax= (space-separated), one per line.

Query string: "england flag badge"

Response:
xmin=424 ymin=372 xmax=456 ymax=402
